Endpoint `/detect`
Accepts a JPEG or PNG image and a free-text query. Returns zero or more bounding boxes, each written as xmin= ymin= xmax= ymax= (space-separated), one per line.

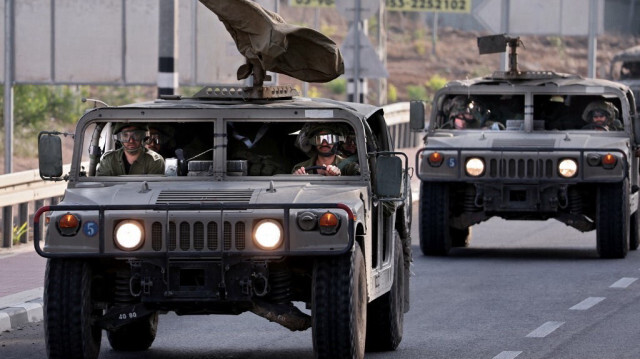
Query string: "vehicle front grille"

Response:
xmin=156 ymin=190 xmax=253 ymax=204
xmin=151 ymin=220 xmax=246 ymax=252
xmin=487 ymin=157 xmax=555 ymax=179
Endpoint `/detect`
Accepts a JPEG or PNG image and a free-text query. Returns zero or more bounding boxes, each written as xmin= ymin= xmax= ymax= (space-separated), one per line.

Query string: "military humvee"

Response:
xmin=36 ymin=83 xmax=411 ymax=359
xmin=610 ymin=45 xmax=640 ymax=111
xmin=34 ymin=2 xmax=411 ymax=358
xmin=411 ymin=35 xmax=640 ymax=258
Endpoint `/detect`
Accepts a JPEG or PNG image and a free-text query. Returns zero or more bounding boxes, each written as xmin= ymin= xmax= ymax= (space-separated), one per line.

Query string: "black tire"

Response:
xmin=596 ymin=179 xmax=629 ymax=258
xmin=365 ymin=232 xmax=404 ymax=352
xmin=107 ymin=312 xmax=158 ymax=351
xmin=44 ymin=259 xmax=102 ymax=359
xmin=630 ymin=210 xmax=640 ymax=250
xmin=312 ymin=243 xmax=367 ymax=359
xmin=419 ymin=181 xmax=451 ymax=256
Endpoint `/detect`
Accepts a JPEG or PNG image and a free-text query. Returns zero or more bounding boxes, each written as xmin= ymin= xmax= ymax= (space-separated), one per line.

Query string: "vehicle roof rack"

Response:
xmin=191 ymin=84 xmax=299 ymax=100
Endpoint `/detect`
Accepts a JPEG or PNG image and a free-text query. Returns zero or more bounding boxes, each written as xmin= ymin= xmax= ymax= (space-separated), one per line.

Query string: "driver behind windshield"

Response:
xmin=292 ymin=124 xmax=359 ymax=176
xmin=581 ymin=100 xmax=622 ymax=131
xmin=96 ymin=123 xmax=164 ymax=176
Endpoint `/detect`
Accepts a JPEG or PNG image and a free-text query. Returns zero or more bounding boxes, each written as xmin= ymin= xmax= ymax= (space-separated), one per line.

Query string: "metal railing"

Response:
xmin=0 ymin=102 xmax=413 ymax=248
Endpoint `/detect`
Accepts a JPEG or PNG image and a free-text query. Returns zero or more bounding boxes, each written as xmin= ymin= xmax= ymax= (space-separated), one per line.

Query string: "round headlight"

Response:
xmin=558 ymin=159 xmax=578 ymax=178
xmin=465 ymin=157 xmax=485 ymax=177
xmin=114 ymin=220 xmax=144 ymax=251
xmin=253 ymin=220 xmax=283 ymax=250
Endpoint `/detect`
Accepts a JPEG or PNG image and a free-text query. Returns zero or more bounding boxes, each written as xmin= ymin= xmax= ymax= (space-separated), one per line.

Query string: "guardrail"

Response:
xmin=0 ymin=102 xmax=415 ymax=248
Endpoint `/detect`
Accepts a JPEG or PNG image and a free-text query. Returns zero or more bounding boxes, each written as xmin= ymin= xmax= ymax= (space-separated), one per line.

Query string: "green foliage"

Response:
xmin=320 ymin=24 xmax=337 ymax=38
xmin=388 ymin=84 xmax=398 ymax=102
xmin=425 ymin=74 xmax=447 ymax=92
xmin=547 ymin=36 xmax=565 ymax=56
xmin=7 ymin=85 xmax=87 ymax=131
xmin=406 ymin=85 xmax=427 ymax=101
xmin=12 ymin=222 xmax=27 ymax=245
xmin=413 ymin=27 xmax=427 ymax=41
xmin=308 ymin=86 xmax=321 ymax=98
xmin=327 ymin=78 xmax=346 ymax=95
xmin=413 ymin=40 xmax=427 ymax=56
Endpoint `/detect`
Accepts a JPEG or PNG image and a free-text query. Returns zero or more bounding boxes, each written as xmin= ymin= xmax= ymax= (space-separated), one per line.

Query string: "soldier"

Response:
xmin=145 ymin=124 xmax=176 ymax=158
xmin=442 ymin=95 xmax=498 ymax=129
xmin=96 ymin=123 xmax=165 ymax=176
xmin=337 ymin=131 xmax=359 ymax=173
xmin=292 ymin=124 xmax=359 ymax=176
xmin=581 ymin=100 xmax=622 ymax=131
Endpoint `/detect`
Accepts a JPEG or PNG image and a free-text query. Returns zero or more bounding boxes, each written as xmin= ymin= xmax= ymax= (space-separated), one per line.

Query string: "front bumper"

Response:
xmin=416 ymin=146 xmax=628 ymax=184
xmin=33 ymin=202 xmax=355 ymax=258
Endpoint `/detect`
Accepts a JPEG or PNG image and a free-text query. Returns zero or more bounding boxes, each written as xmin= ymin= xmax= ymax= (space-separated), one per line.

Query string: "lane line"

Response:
xmin=492 ymin=351 xmax=522 ymax=359
xmin=526 ymin=321 xmax=564 ymax=338
xmin=569 ymin=297 xmax=605 ymax=310
xmin=610 ymin=277 xmax=638 ymax=288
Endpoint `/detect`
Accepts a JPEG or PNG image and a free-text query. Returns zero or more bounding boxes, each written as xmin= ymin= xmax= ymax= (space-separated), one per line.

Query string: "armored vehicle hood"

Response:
xmin=62 ymin=181 xmax=365 ymax=209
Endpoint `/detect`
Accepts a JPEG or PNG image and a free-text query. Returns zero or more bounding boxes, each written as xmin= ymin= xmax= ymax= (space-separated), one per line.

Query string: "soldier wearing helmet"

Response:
xmin=292 ymin=123 xmax=359 ymax=176
xmin=96 ymin=122 xmax=165 ymax=176
xmin=145 ymin=123 xmax=177 ymax=158
xmin=444 ymin=96 xmax=483 ymax=129
xmin=581 ymin=100 xmax=621 ymax=131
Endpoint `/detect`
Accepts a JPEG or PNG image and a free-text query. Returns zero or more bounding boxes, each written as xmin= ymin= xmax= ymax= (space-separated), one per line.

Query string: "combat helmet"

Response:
xmin=112 ymin=122 xmax=148 ymax=135
xmin=581 ymin=100 xmax=617 ymax=123
xmin=295 ymin=122 xmax=349 ymax=155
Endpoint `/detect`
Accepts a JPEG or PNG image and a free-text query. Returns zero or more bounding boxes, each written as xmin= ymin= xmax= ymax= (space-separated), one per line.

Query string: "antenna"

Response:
xmin=81 ymin=98 xmax=110 ymax=108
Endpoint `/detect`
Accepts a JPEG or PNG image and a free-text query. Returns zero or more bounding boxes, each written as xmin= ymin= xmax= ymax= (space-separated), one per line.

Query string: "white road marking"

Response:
xmin=492 ymin=351 xmax=522 ymax=359
xmin=569 ymin=297 xmax=605 ymax=310
xmin=610 ymin=277 xmax=638 ymax=288
xmin=526 ymin=321 xmax=565 ymax=338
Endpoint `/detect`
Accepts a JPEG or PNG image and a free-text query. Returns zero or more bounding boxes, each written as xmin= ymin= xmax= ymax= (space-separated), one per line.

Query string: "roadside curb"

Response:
xmin=0 ymin=288 xmax=44 ymax=332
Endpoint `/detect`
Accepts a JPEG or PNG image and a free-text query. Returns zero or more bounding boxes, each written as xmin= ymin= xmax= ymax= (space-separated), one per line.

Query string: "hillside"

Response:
xmin=278 ymin=7 xmax=640 ymax=102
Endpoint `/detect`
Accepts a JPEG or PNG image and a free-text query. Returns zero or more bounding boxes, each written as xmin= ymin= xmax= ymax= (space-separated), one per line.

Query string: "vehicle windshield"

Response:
xmin=435 ymin=94 xmax=625 ymax=132
xmin=80 ymin=119 xmax=362 ymax=178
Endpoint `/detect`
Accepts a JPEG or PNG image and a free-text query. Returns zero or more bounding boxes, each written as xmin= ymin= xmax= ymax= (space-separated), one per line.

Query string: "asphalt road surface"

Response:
xmin=2 ymin=201 xmax=640 ymax=359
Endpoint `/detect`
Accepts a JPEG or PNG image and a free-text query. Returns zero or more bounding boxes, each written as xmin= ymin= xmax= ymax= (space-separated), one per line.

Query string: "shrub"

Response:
xmin=425 ymin=74 xmax=447 ymax=92
xmin=388 ymin=84 xmax=398 ymax=102
xmin=406 ymin=85 xmax=427 ymax=101
xmin=327 ymin=78 xmax=346 ymax=95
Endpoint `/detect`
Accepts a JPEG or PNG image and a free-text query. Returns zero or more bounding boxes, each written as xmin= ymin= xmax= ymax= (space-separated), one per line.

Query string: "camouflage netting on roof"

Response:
xmin=199 ymin=0 xmax=344 ymax=84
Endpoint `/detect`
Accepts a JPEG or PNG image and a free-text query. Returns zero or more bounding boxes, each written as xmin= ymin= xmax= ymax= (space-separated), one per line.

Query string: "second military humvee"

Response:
xmin=610 ymin=45 xmax=640 ymax=111
xmin=411 ymin=35 xmax=640 ymax=258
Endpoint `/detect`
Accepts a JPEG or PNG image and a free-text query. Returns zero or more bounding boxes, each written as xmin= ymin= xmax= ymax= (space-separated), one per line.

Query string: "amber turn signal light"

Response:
xmin=59 ymin=213 xmax=79 ymax=228
xmin=602 ymin=153 xmax=617 ymax=167
xmin=319 ymin=212 xmax=340 ymax=235
xmin=428 ymin=152 xmax=444 ymax=167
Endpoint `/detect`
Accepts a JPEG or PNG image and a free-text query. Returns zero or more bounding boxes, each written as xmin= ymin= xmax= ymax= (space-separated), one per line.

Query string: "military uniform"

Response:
xmin=292 ymin=155 xmax=359 ymax=175
xmin=96 ymin=147 xmax=164 ymax=176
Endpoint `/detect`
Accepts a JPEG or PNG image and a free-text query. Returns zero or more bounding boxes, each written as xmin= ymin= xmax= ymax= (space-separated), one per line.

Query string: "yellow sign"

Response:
xmin=289 ymin=0 xmax=336 ymax=8
xmin=385 ymin=0 xmax=471 ymax=12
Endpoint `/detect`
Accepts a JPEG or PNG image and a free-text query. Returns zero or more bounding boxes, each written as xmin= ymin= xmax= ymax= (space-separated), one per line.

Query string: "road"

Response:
xmin=2 ymin=201 xmax=640 ymax=359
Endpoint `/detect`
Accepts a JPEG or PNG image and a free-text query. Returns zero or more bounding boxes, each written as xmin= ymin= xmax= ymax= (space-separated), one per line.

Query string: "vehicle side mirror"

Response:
xmin=38 ymin=132 xmax=64 ymax=180
xmin=375 ymin=155 xmax=403 ymax=198
xmin=410 ymin=101 xmax=426 ymax=131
